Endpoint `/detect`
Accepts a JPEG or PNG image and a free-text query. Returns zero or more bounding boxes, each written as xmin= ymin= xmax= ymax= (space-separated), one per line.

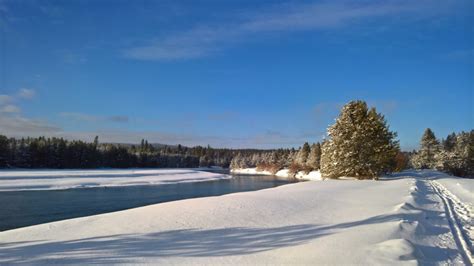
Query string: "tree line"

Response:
xmin=0 ymin=136 xmax=261 ymax=169
xmin=410 ymin=128 xmax=473 ymax=177
xmin=1 ymin=100 xmax=471 ymax=178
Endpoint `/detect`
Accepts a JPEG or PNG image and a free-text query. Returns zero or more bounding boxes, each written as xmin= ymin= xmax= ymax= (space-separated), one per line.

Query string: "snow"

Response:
xmin=230 ymin=168 xmax=272 ymax=175
xmin=0 ymin=170 xmax=472 ymax=264
xmin=231 ymin=168 xmax=323 ymax=181
xmin=0 ymin=169 xmax=231 ymax=191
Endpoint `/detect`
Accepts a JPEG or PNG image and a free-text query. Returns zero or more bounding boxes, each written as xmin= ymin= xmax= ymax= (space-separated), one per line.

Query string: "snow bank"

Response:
xmin=0 ymin=170 xmax=472 ymax=265
xmin=231 ymin=168 xmax=323 ymax=181
xmin=0 ymin=169 xmax=231 ymax=191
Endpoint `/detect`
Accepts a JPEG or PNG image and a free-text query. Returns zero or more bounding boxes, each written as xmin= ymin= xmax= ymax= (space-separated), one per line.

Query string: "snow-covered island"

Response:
xmin=0 ymin=169 xmax=472 ymax=264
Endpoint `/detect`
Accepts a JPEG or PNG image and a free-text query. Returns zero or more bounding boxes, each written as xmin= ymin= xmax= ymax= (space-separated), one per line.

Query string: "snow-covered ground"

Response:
xmin=232 ymin=168 xmax=323 ymax=181
xmin=0 ymin=170 xmax=472 ymax=265
xmin=0 ymin=169 xmax=231 ymax=191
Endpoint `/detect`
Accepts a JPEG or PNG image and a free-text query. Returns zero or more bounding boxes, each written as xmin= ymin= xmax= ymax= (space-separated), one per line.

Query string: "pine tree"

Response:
xmin=93 ymin=136 xmax=99 ymax=147
xmin=295 ymin=142 xmax=311 ymax=165
xmin=412 ymin=128 xmax=440 ymax=169
xmin=0 ymin=135 xmax=10 ymax=167
xmin=443 ymin=132 xmax=456 ymax=152
xmin=306 ymin=142 xmax=321 ymax=170
xmin=230 ymin=153 xmax=242 ymax=169
xmin=437 ymin=131 xmax=474 ymax=177
xmin=320 ymin=100 xmax=399 ymax=179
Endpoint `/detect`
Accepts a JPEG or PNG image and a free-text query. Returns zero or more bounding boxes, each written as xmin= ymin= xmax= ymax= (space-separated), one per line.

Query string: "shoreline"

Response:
xmin=231 ymin=167 xmax=323 ymax=181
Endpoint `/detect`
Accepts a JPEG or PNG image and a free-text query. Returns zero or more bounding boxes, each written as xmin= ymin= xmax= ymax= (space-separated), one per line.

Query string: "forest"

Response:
xmin=0 ymin=136 xmax=265 ymax=169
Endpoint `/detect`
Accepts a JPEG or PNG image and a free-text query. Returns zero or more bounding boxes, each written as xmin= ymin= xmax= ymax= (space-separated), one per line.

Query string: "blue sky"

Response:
xmin=0 ymin=0 xmax=472 ymax=149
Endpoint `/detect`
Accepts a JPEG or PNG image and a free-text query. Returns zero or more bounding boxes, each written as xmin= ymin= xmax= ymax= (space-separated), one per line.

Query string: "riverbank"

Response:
xmin=231 ymin=167 xmax=323 ymax=181
xmin=1 ymin=170 xmax=472 ymax=264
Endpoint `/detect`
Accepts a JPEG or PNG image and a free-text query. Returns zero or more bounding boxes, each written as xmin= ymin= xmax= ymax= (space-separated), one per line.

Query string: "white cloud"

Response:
xmin=0 ymin=94 xmax=12 ymax=105
xmin=0 ymin=104 xmax=21 ymax=113
xmin=18 ymin=88 xmax=36 ymax=99
xmin=124 ymin=0 xmax=459 ymax=61
xmin=124 ymin=27 xmax=227 ymax=60
xmin=0 ymin=115 xmax=61 ymax=136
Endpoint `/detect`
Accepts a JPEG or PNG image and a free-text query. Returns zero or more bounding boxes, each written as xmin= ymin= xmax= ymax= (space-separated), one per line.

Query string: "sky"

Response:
xmin=0 ymin=0 xmax=472 ymax=150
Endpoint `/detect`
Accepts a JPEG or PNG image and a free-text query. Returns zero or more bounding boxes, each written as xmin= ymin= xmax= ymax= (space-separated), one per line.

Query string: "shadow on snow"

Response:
xmin=0 ymin=171 xmax=459 ymax=264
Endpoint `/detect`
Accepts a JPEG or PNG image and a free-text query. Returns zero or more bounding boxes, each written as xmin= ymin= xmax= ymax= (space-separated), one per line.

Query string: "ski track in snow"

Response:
xmin=429 ymin=179 xmax=473 ymax=265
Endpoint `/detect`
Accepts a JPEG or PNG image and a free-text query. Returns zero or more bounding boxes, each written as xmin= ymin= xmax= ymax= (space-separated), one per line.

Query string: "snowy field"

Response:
xmin=0 ymin=170 xmax=473 ymax=265
xmin=0 ymin=169 xmax=231 ymax=191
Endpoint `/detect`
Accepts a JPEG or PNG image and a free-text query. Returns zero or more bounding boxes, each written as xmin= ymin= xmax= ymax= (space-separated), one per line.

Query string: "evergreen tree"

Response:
xmin=295 ymin=142 xmax=311 ymax=165
xmin=412 ymin=128 xmax=440 ymax=169
xmin=320 ymin=100 xmax=399 ymax=179
xmin=443 ymin=132 xmax=456 ymax=152
xmin=436 ymin=131 xmax=474 ymax=177
xmin=93 ymin=136 xmax=99 ymax=147
xmin=306 ymin=142 xmax=321 ymax=170
xmin=0 ymin=135 xmax=9 ymax=167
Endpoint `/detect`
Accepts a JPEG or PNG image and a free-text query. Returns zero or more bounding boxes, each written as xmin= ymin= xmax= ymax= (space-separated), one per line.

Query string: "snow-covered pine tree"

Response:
xmin=306 ymin=142 xmax=321 ymax=170
xmin=230 ymin=153 xmax=241 ymax=169
xmin=295 ymin=142 xmax=311 ymax=165
xmin=320 ymin=100 xmax=399 ymax=179
xmin=443 ymin=132 xmax=457 ymax=152
xmin=412 ymin=128 xmax=440 ymax=169
xmin=251 ymin=153 xmax=261 ymax=166
xmin=0 ymin=135 xmax=9 ymax=167
xmin=278 ymin=149 xmax=291 ymax=167
xmin=438 ymin=131 xmax=474 ymax=177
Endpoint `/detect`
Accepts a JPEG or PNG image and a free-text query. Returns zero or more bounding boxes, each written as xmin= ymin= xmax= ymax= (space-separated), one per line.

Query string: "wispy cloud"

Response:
xmin=0 ymin=115 xmax=60 ymax=136
xmin=442 ymin=48 xmax=474 ymax=61
xmin=18 ymin=88 xmax=36 ymax=99
xmin=0 ymin=104 xmax=21 ymax=113
xmin=108 ymin=115 xmax=129 ymax=123
xmin=124 ymin=27 xmax=229 ymax=60
xmin=59 ymin=112 xmax=100 ymax=122
xmin=0 ymin=88 xmax=36 ymax=114
xmin=0 ymin=94 xmax=12 ymax=105
xmin=59 ymin=112 xmax=129 ymax=123
xmin=0 ymin=89 xmax=50 ymax=135
xmin=124 ymin=0 xmax=459 ymax=61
